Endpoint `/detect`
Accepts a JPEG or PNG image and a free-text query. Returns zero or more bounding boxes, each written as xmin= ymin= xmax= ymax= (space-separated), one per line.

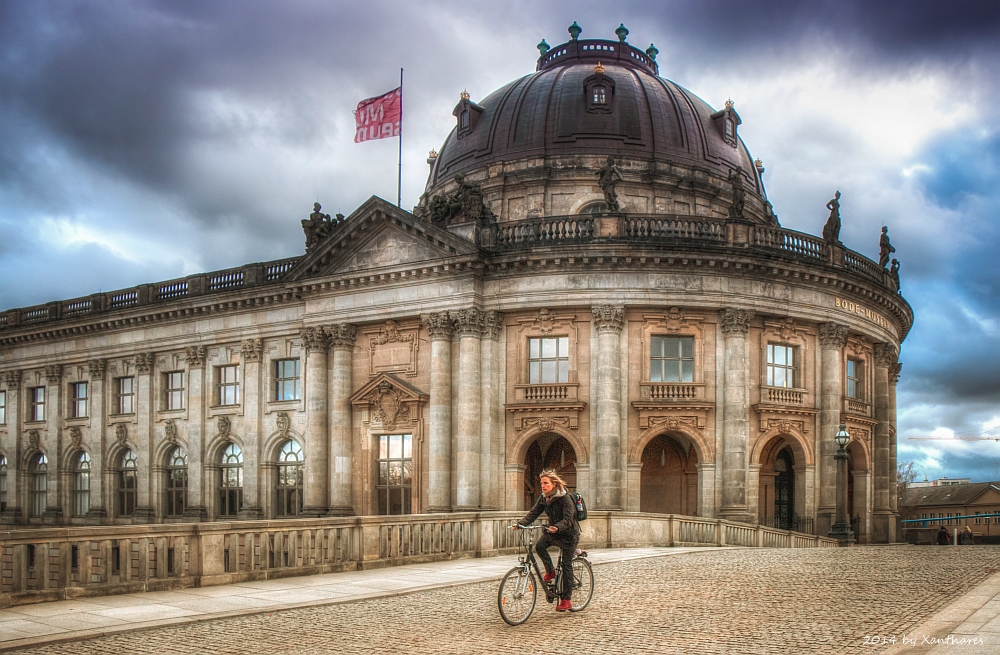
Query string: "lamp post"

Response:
xmin=828 ymin=423 xmax=855 ymax=546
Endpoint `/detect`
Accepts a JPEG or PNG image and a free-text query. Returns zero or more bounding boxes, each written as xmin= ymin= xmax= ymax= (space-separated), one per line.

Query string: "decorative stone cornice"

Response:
xmin=818 ymin=322 xmax=849 ymax=349
xmin=87 ymin=359 xmax=106 ymax=378
xmin=326 ymin=323 xmax=358 ymax=349
xmin=889 ymin=362 xmax=902 ymax=386
xmin=718 ymin=308 xmax=754 ymax=337
xmin=482 ymin=310 xmax=505 ymax=340
xmin=452 ymin=307 xmax=484 ymax=338
xmin=241 ymin=338 xmax=263 ymax=362
xmin=3 ymin=370 xmax=21 ymax=390
xmin=44 ymin=364 xmax=63 ymax=383
xmin=873 ymin=342 xmax=898 ymax=368
xmin=135 ymin=352 xmax=154 ymax=374
xmin=186 ymin=345 xmax=207 ymax=368
xmin=300 ymin=326 xmax=329 ymax=355
xmin=592 ymin=305 xmax=625 ymax=334
xmin=422 ymin=312 xmax=453 ymax=340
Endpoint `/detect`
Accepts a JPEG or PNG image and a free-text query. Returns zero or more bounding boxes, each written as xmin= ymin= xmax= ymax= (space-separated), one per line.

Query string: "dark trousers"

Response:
xmin=536 ymin=532 xmax=577 ymax=600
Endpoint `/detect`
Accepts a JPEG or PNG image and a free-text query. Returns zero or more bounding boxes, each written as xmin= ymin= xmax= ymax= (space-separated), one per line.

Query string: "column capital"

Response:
xmin=87 ymin=359 xmax=106 ymax=378
xmin=3 ymin=370 xmax=21 ymax=390
xmin=818 ymin=322 xmax=849 ymax=349
xmin=452 ymin=307 xmax=484 ymax=338
xmin=300 ymin=326 xmax=329 ymax=355
xmin=592 ymin=304 xmax=625 ymax=334
xmin=134 ymin=352 xmax=154 ymax=374
xmin=718 ymin=308 xmax=754 ymax=337
xmin=186 ymin=345 xmax=207 ymax=368
xmin=326 ymin=323 xmax=358 ymax=349
xmin=44 ymin=364 xmax=63 ymax=384
xmin=483 ymin=310 xmax=505 ymax=340
xmin=889 ymin=362 xmax=902 ymax=386
xmin=873 ymin=342 xmax=898 ymax=368
xmin=422 ymin=312 xmax=453 ymax=340
xmin=241 ymin=338 xmax=263 ymax=362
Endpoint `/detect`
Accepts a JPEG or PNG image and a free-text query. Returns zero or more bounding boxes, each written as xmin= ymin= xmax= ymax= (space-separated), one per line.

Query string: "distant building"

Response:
xmin=901 ymin=482 xmax=1000 ymax=536
xmin=908 ymin=477 xmax=972 ymax=488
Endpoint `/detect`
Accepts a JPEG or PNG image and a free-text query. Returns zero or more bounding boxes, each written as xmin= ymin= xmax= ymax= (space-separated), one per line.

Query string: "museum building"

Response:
xmin=0 ymin=25 xmax=912 ymax=544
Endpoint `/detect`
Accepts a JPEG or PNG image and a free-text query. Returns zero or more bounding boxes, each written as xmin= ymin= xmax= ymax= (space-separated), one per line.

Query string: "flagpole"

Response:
xmin=397 ymin=67 xmax=403 ymax=208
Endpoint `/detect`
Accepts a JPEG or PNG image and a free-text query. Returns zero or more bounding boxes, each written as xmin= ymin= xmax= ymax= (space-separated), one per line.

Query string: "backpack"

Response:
xmin=570 ymin=492 xmax=588 ymax=522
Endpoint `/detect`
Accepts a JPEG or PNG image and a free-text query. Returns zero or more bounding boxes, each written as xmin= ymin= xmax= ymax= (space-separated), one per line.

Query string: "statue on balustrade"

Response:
xmin=890 ymin=258 xmax=900 ymax=292
xmin=822 ymin=190 xmax=842 ymax=242
xmin=727 ymin=166 xmax=746 ymax=218
xmin=596 ymin=155 xmax=624 ymax=212
xmin=302 ymin=202 xmax=341 ymax=251
xmin=878 ymin=225 xmax=896 ymax=268
xmin=429 ymin=174 xmax=495 ymax=225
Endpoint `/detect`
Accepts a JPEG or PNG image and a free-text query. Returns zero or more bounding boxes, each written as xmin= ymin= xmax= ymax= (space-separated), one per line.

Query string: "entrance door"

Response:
xmin=523 ymin=434 xmax=577 ymax=510
xmin=773 ymin=449 xmax=794 ymax=530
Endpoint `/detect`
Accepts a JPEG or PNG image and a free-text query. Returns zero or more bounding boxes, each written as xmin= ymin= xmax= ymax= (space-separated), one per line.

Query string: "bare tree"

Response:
xmin=897 ymin=460 xmax=919 ymax=504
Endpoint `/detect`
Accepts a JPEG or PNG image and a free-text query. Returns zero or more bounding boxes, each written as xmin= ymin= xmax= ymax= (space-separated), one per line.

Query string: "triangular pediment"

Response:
xmin=284 ymin=196 xmax=479 ymax=282
xmin=350 ymin=372 xmax=428 ymax=432
xmin=350 ymin=372 xmax=427 ymax=406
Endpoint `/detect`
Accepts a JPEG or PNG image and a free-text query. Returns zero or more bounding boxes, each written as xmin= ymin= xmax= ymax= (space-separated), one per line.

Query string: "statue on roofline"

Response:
xmin=890 ymin=258 xmax=901 ymax=292
xmin=429 ymin=174 xmax=495 ymax=225
xmin=596 ymin=155 xmax=624 ymax=212
xmin=878 ymin=226 xmax=896 ymax=268
xmin=302 ymin=202 xmax=342 ymax=251
xmin=823 ymin=190 xmax=842 ymax=242
xmin=727 ymin=166 xmax=746 ymax=218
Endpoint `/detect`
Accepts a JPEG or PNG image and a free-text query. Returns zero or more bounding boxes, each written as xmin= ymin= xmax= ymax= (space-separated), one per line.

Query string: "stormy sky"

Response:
xmin=1 ymin=1 xmax=998 ymax=482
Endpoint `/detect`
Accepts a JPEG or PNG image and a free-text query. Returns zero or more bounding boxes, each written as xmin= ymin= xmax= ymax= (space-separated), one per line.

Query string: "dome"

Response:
xmin=422 ymin=28 xmax=767 ymax=223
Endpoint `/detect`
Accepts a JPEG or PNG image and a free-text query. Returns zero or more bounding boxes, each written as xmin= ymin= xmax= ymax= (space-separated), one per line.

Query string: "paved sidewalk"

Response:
xmin=0 ymin=546 xmax=710 ymax=651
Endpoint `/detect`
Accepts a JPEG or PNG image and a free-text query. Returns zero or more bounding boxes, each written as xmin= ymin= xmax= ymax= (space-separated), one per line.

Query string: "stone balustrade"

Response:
xmin=763 ymin=387 xmax=806 ymax=405
xmin=642 ymin=383 xmax=703 ymax=401
xmin=0 ymin=512 xmax=835 ymax=608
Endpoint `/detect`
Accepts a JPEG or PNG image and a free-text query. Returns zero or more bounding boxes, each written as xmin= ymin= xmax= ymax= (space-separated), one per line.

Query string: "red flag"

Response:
xmin=354 ymin=87 xmax=401 ymax=143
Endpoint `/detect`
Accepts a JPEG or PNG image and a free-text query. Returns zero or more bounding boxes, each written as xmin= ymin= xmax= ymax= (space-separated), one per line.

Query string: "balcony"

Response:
xmin=844 ymin=397 xmax=872 ymax=417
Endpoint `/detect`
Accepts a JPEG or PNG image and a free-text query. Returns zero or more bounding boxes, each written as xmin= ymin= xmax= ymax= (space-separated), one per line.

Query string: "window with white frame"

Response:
xmin=274 ymin=359 xmax=300 ymax=401
xmin=766 ymin=344 xmax=797 ymax=388
xmin=31 ymin=454 xmax=47 ymax=516
xmin=116 ymin=449 xmax=137 ymax=516
xmin=846 ymin=359 xmax=864 ymax=399
xmin=275 ymin=440 xmax=303 ymax=516
xmin=219 ymin=443 xmax=243 ymax=516
xmin=73 ymin=452 xmax=91 ymax=516
xmin=29 ymin=386 xmax=45 ymax=422
xmin=528 ymin=337 xmax=569 ymax=384
xmin=650 ymin=336 xmax=694 ymax=383
xmin=70 ymin=382 xmax=88 ymax=418
xmin=375 ymin=433 xmax=412 ymax=515
xmin=0 ymin=455 xmax=7 ymax=512
xmin=0 ymin=390 xmax=6 ymax=424
xmin=216 ymin=365 xmax=240 ymax=406
xmin=165 ymin=446 xmax=188 ymax=517
xmin=163 ymin=372 xmax=184 ymax=410
xmin=116 ymin=377 xmax=135 ymax=415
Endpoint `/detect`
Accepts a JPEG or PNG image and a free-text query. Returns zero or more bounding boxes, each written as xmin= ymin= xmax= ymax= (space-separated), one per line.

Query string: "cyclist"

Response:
xmin=514 ymin=469 xmax=581 ymax=611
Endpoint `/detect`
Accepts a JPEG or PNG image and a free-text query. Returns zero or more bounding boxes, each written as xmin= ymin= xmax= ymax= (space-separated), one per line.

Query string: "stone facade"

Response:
xmin=0 ymin=32 xmax=912 ymax=543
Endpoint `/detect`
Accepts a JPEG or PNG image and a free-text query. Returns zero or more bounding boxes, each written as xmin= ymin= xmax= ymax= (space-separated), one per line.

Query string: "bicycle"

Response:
xmin=497 ymin=524 xmax=594 ymax=625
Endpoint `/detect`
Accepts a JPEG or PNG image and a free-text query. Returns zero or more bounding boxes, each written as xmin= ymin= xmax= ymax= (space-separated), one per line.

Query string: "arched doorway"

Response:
xmin=773 ymin=448 xmax=795 ymax=530
xmin=523 ymin=434 xmax=577 ymax=510
xmin=757 ymin=438 xmax=798 ymax=530
xmin=640 ymin=434 xmax=698 ymax=515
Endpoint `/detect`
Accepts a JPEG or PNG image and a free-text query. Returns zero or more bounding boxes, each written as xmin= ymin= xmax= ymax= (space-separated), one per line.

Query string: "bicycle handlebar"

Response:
xmin=510 ymin=524 xmax=545 ymax=530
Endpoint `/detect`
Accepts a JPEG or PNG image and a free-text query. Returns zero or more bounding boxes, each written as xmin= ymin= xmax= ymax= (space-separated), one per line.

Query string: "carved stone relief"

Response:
xmin=68 ymin=426 xmax=82 ymax=450
xmin=369 ymin=380 xmax=410 ymax=430
xmin=135 ymin=352 xmax=154 ymax=374
xmin=217 ymin=415 xmax=232 ymax=441
xmin=45 ymin=364 xmax=63 ymax=383
xmin=719 ymin=308 xmax=754 ymax=337
xmin=186 ymin=346 xmax=207 ymax=368
xmin=592 ymin=305 xmax=625 ymax=334
xmin=276 ymin=411 xmax=290 ymax=438
xmin=818 ymin=322 xmax=849 ymax=349
xmin=241 ymin=338 xmax=263 ymax=363
xmin=27 ymin=429 xmax=40 ymax=450
xmin=115 ymin=423 xmax=128 ymax=448
xmin=3 ymin=370 xmax=21 ymax=390
xmin=366 ymin=320 xmax=418 ymax=378
xmin=164 ymin=419 xmax=178 ymax=445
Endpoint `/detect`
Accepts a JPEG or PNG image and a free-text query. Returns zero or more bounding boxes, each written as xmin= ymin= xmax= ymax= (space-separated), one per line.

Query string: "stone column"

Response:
xmin=239 ymin=339 xmax=263 ymax=519
xmin=872 ymin=342 xmax=897 ymax=543
xmin=85 ymin=361 xmax=106 ymax=523
xmin=1 ymin=371 xmax=22 ymax=521
xmin=183 ymin=346 xmax=208 ymax=521
xmin=423 ymin=313 xmax=453 ymax=512
xmin=43 ymin=365 xmax=63 ymax=523
xmin=718 ymin=308 xmax=754 ymax=523
xmin=889 ymin=362 xmax=902 ymax=528
xmin=327 ymin=323 xmax=357 ymax=515
xmin=697 ymin=463 xmax=716 ymax=518
xmin=816 ymin=322 xmax=848 ymax=535
xmin=592 ymin=305 xmax=624 ymax=510
xmin=301 ymin=327 xmax=329 ymax=517
xmin=479 ymin=311 xmax=504 ymax=510
xmin=453 ymin=308 xmax=483 ymax=511
xmin=132 ymin=353 xmax=155 ymax=523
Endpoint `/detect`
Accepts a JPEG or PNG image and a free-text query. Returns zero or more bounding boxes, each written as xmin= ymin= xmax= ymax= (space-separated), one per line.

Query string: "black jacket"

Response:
xmin=520 ymin=490 xmax=581 ymax=542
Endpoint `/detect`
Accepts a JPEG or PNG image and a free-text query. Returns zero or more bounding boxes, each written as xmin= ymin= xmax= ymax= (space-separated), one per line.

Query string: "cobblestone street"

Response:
xmin=8 ymin=546 xmax=1000 ymax=655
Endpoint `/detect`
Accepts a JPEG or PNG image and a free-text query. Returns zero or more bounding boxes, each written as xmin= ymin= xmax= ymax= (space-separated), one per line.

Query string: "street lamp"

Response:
xmin=828 ymin=423 xmax=855 ymax=546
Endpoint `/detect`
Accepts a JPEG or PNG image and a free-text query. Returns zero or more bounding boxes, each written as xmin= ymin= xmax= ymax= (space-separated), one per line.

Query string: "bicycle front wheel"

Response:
xmin=569 ymin=557 xmax=594 ymax=612
xmin=498 ymin=566 xmax=537 ymax=626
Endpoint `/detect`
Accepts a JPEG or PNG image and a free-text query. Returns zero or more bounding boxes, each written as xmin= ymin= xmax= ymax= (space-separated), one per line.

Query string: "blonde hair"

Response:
xmin=539 ymin=469 xmax=567 ymax=492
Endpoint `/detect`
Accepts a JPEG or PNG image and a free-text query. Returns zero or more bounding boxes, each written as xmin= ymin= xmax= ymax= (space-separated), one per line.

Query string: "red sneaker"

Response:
xmin=556 ymin=599 xmax=572 ymax=612
xmin=542 ymin=571 xmax=556 ymax=582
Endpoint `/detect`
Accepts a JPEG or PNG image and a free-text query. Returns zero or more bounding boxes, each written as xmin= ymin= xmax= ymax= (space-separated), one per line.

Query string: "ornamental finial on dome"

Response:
xmin=754 ymin=158 xmax=764 ymax=174
xmin=568 ymin=21 xmax=582 ymax=41
xmin=594 ymin=61 xmax=605 ymax=75
xmin=725 ymin=98 xmax=734 ymax=109
xmin=646 ymin=43 xmax=659 ymax=61
xmin=460 ymin=89 xmax=470 ymax=101
xmin=615 ymin=23 xmax=629 ymax=43
xmin=537 ymin=39 xmax=550 ymax=56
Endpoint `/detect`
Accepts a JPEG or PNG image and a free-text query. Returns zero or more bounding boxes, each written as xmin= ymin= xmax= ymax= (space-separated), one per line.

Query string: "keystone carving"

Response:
xmin=217 ymin=415 xmax=232 ymax=440
xmin=873 ymin=343 xmax=898 ymax=368
xmin=327 ymin=323 xmax=358 ymax=349
xmin=889 ymin=362 xmax=902 ymax=386
xmin=3 ymin=370 xmax=21 ymax=390
xmin=719 ymin=308 xmax=754 ymax=337
xmin=300 ymin=326 xmax=329 ymax=355
xmin=87 ymin=359 xmax=106 ymax=378
xmin=818 ymin=322 xmax=849 ymax=349
xmin=164 ymin=419 xmax=178 ymax=445
xmin=534 ymin=309 xmax=557 ymax=334
xmin=115 ymin=423 xmax=128 ymax=448
xmin=241 ymin=338 xmax=263 ymax=362
xmin=592 ymin=305 xmax=625 ymax=334
xmin=186 ymin=346 xmax=207 ymax=368
xmin=276 ymin=411 xmax=290 ymax=438
xmin=135 ymin=352 xmax=154 ymax=374
xmin=422 ymin=312 xmax=453 ymax=340
xmin=68 ymin=426 xmax=82 ymax=450
xmin=27 ymin=429 xmax=40 ymax=450
xmin=369 ymin=380 xmax=410 ymax=430
xmin=45 ymin=364 xmax=63 ymax=383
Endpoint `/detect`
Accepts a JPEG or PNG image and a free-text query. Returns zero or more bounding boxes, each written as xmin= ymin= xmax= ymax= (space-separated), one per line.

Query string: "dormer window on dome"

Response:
xmin=710 ymin=98 xmax=742 ymax=147
xmin=584 ymin=62 xmax=614 ymax=114
xmin=453 ymin=90 xmax=484 ymax=139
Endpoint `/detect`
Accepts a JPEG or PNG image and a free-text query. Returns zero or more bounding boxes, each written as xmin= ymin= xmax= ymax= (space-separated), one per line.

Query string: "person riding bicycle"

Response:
xmin=515 ymin=469 xmax=581 ymax=612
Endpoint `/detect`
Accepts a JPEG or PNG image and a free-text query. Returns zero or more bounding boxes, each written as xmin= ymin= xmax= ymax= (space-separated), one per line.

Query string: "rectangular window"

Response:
xmin=163 ymin=372 xmax=184 ymax=410
xmin=766 ymin=344 xmax=797 ymax=388
xmin=375 ymin=433 xmax=412 ymax=515
xmin=976 ymin=512 xmax=981 ymax=524
xmin=0 ymin=390 xmax=5 ymax=424
xmin=217 ymin=365 xmax=240 ymax=406
xmin=846 ymin=359 xmax=864 ymax=399
xmin=528 ymin=337 xmax=569 ymax=384
xmin=70 ymin=382 xmax=88 ymax=418
xmin=30 ymin=387 xmax=45 ymax=422
xmin=274 ymin=359 xmax=301 ymax=401
xmin=116 ymin=377 xmax=135 ymax=415
xmin=650 ymin=336 xmax=695 ymax=383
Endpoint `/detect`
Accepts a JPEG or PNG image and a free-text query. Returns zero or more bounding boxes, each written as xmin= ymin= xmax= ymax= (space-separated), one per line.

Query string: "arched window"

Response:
xmin=275 ymin=440 xmax=303 ymax=517
xmin=165 ymin=446 xmax=188 ymax=517
xmin=73 ymin=452 xmax=91 ymax=517
xmin=0 ymin=455 xmax=8 ymax=513
xmin=219 ymin=443 xmax=243 ymax=517
xmin=116 ymin=449 xmax=137 ymax=517
xmin=31 ymin=454 xmax=47 ymax=517
xmin=579 ymin=202 xmax=609 ymax=214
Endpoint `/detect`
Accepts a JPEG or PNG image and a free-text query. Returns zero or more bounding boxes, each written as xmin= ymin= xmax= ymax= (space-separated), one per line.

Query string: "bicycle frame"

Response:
xmin=514 ymin=524 xmax=566 ymax=601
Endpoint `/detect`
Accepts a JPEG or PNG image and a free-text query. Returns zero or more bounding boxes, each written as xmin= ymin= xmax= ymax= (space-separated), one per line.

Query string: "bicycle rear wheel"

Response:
xmin=569 ymin=557 xmax=593 ymax=612
xmin=498 ymin=567 xmax=537 ymax=625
